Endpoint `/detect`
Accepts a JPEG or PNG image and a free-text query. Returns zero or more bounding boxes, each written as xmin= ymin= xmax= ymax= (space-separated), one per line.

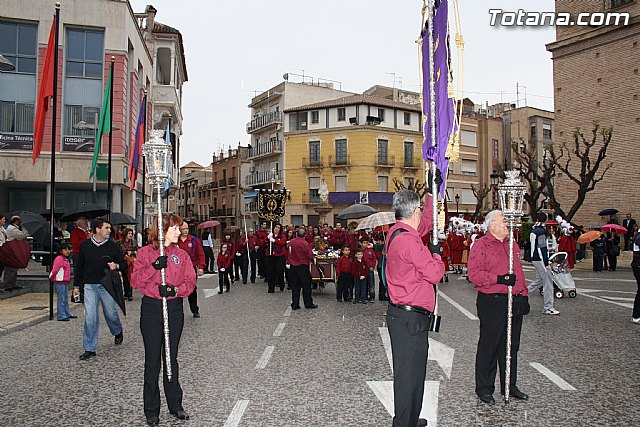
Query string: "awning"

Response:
xmin=244 ymin=191 xmax=258 ymax=199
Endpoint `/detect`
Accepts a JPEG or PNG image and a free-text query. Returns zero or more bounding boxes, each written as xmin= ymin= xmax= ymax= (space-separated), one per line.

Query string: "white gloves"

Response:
xmin=236 ymin=252 xmax=241 ymax=256
xmin=220 ymin=268 xmax=225 ymax=272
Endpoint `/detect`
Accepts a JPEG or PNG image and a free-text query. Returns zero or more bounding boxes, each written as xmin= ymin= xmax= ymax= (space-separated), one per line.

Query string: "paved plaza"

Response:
xmin=0 ymin=264 xmax=638 ymax=426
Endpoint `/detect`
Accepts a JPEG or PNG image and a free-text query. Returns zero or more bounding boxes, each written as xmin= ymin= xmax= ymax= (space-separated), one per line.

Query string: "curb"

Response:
xmin=0 ymin=302 xmax=82 ymax=337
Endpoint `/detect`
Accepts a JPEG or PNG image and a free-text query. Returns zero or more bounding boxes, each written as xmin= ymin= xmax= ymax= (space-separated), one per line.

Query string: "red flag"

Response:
xmin=32 ymin=16 xmax=57 ymax=164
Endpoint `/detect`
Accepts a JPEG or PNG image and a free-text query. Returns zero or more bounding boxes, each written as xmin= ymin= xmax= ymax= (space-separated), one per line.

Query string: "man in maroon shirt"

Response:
xmin=329 ymin=222 xmax=346 ymax=250
xmin=177 ymin=223 xmax=205 ymax=318
xmin=255 ymin=222 xmax=269 ymax=279
xmin=468 ymin=209 xmax=529 ymax=405
xmin=247 ymin=228 xmax=260 ymax=283
xmin=287 ymin=227 xmax=317 ymax=310
xmin=385 ymin=190 xmax=443 ymax=427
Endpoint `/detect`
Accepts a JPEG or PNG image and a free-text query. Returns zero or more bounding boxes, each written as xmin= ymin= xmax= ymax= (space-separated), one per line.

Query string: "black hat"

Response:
xmin=536 ymin=212 xmax=547 ymax=223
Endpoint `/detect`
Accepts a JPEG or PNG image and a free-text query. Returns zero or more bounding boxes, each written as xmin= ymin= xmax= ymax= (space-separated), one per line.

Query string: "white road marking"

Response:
xmin=529 ymin=362 xmax=576 ymax=391
xmin=273 ymin=322 xmax=286 ymax=337
xmin=255 ymin=346 xmax=275 ymax=369
xmin=573 ymin=277 xmax=636 ymax=283
xmin=367 ymin=380 xmax=440 ymax=427
xmin=378 ymin=327 xmax=393 ymax=374
xmin=283 ymin=306 xmax=292 ymax=317
xmin=577 ymin=290 xmax=634 ymax=308
xmin=223 ymin=399 xmax=250 ymax=427
xmin=203 ymin=289 xmax=219 ymax=298
xmin=604 ymin=296 xmax=636 ymax=302
xmin=439 ymin=291 xmax=478 ymax=320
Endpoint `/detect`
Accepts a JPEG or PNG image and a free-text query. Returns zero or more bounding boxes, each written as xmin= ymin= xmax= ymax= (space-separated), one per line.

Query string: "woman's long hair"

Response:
xmin=148 ymin=214 xmax=183 ymax=249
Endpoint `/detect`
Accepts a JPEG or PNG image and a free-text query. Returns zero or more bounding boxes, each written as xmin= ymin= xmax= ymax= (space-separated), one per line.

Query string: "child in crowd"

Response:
xmin=50 ymin=243 xmax=76 ymax=321
xmin=352 ymin=248 xmax=368 ymax=304
xmin=217 ymin=243 xmax=232 ymax=294
xmin=361 ymin=239 xmax=377 ymax=302
xmin=336 ymin=247 xmax=353 ymax=302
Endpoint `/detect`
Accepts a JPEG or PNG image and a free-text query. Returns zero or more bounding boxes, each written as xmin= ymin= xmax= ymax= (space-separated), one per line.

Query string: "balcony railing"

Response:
xmin=246 ymin=201 xmax=258 ymax=213
xmin=376 ymin=155 xmax=395 ymax=168
xmin=402 ymin=158 xmax=420 ymax=169
xmin=328 ymin=154 xmax=350 ymax=167
xmin=245 ymin=170 xmax=279 ymax=186
xmin=216 ymin=209 xmax=225 ymax=216
xmin=246 ymin=111 xmax=283 ymax=133
xmin=302 ymin=157 xmax=324 ymax=169
xmin=211 ymin=181 xmax=218 ymax=189
xmin=245 ymin=139 xmax=283 ymax=160
xmin=226 ymin=208 xmax=235 ymax=217
xmin=219 ymin=178 xmax=227 ymax=187
xmin=302 ymin=192 xmax=321 ymax=205
xmin=227 ymin=176 xmax=237 ymax=186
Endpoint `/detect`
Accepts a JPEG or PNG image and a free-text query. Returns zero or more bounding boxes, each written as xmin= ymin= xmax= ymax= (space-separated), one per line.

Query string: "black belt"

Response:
xmin=388 ymin=302 xmax=433 ymax=316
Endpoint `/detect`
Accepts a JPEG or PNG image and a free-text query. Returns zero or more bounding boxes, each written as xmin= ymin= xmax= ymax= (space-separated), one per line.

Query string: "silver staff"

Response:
xmin=497 ymin=170 xmax=526 ymax=403
xmin=143 ymin=129 xmax=174 ymax=382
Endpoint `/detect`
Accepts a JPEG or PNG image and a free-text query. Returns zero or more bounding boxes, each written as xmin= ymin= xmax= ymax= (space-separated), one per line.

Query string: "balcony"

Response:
xmin=245 ymin=139 xmax=283 ymax=160
xmin=219 ymin=178 xmax=227 ymax=188
xmin=302 ymin=157 xmax=324 ymax=169
xmin=402 ymin=158 xmax=420 ymax=170
xmin=211 ymin=181 xmax=218 ymax=189
xmin=152 ymin=86 xmax=181 ymax=116
xmin=246 ymin=201 xmax=258 ymax=213
xmin=228 ymin=176 xmax=237 ymax=186
xmin=226 ymin=208 xmax=235 ymax=217
xmin=246 ymin=111 xmax=283 ymax=134
xmin=245 ymin=170 xmax=279 ymax=187
xmin=216 ymin=209 xmax=225 ymax=216
xmin=376 ymin=155 xmax=395 ymax=168
xmin=328 ymin=155 xmax=350 ymax=168
xmin=302 ymin=192 xmax=322 ymax=205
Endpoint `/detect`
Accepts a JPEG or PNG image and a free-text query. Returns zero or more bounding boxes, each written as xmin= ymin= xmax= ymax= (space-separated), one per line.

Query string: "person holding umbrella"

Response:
xmin=2 ymin=215 xmax=29 ymax=292
xmin=131 ymin=213 xmax=196 ymax=425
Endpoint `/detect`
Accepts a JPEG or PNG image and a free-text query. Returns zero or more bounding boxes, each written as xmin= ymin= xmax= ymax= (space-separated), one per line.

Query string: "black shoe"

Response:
xmin=114 ymin=332 xmax=123 ymax=345
xmin=68 ymin=315 xmax=78 ymax=319
xmin=417 ymin=418 xmax=428 ymax=426
xmin=79 ymin=351 xmax=96 ymax=360
xmin=291 ymin=305 xmax=300 ymax=310
xmin=146 ymin=416 xmax=159 ymax=426
xmin=305 ymin=304 xmax=318 ymax=309
xmin=170 ymin=410 xmax=189 ymax=420
xmin=509 ymin=389 xmax=529 ymax=401
xmin=218 ymin=290 xmax=223 ymax=294
xmin=225 ymin=288 xmax=230 ymax=292
xmin=193 ymin=312 xmax=200 ymax=318
xmin=127 ymin=296 xmax=133 ymax=301
xmin=57 ymin=318 xmax=70 ymax=321
xmin=243 ymin=281 xmax=247 ymax=284
xmin=478 ymin=394 xmax=495 ymax=405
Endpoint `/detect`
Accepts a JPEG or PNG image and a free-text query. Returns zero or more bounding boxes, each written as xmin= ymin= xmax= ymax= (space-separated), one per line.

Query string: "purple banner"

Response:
xmin=329 ymin=192 xmax=394 ymax=205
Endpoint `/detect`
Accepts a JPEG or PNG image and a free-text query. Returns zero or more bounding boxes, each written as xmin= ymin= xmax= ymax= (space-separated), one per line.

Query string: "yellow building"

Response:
xmin=283 ymin=94 xmax=425 ymax=226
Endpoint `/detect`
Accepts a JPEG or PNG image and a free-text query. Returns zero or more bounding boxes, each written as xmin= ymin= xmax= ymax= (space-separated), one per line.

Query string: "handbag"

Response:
xmin=612 ymin=245 xmax=620 ymax=257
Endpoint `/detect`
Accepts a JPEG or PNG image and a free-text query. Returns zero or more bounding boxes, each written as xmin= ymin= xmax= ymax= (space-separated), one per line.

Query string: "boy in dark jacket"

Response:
xmin=336 ymin=247 xmax=353 ymax=302
xmin=351 ymin=249 xmax=368 ymax=304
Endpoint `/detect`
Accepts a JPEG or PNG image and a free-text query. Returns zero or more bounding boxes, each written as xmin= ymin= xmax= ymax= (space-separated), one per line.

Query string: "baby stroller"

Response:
xmin=541 ymin=252 xmax=577 ymax=299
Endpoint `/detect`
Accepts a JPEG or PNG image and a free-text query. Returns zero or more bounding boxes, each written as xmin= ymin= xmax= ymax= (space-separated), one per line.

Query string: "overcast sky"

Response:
xmin=129 ymin=0 xmax=556 ymax=167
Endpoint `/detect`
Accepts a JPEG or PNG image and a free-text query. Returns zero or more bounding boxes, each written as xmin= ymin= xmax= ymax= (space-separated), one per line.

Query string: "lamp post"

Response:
xmin=497 ymin=170 xmax=526 ymax=404
xmin=490 ymin=170 xmax=500 ymax=208
xmin=455 ymin=193 xmax=460 ymax=216
xmin=142 ymin=129 xmax=174 ymax=381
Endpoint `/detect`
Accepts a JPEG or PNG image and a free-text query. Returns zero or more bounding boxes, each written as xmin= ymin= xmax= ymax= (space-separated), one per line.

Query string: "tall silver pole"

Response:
xmin=505 ymin=220 xmax=515 ymax=403
xmin=155 ymin=180 xmax=172 ymax=382
xmin=427 ymin=0 xmax=438 ymax=246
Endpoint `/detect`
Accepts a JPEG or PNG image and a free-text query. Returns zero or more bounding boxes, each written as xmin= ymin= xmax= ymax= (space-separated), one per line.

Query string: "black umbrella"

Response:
xmin=40 ymin=208 xmax=65 ymax=220
xmin=101 ymin=212 xmax=136 ymax=225
xmin=337 ymin=204 xmax=378 ymax=220
xmin=5 ymin=210 xmax=50 ymax=247
xmin=61 ymin=203 xmax=109 ymax=221
xmin=598 ymin=208 xmax=619 ymax=217
xmin=100 ymin=266 xmax=126 ymax=315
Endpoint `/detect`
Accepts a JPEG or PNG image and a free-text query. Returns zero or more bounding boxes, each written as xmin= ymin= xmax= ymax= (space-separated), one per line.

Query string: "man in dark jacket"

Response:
xmin=527 ymin=213 xmax=559 ymax=315
xmin=73 ymin=218 xmax=127 ymax=360
xmin=590 ymin=232 xmax=607 ymax=272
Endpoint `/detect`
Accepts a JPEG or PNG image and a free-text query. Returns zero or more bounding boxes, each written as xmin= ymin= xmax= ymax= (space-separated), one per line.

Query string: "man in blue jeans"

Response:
xmin=73 ymin=218 xmax=127 ymax=360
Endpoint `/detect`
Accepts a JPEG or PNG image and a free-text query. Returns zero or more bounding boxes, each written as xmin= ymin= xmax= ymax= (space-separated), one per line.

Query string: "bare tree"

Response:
xmin=544 ymin=123 xmax=613 ymax=221
xmin=392 ymin=177 xmax=428 ymax=199
xmin=470 ymin=184 xmax=490 ymax=221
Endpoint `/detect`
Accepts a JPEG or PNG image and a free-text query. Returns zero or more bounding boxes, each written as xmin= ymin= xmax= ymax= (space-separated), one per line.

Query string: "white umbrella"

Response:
xmin=356 ymin=212 xmax=396 ymax=230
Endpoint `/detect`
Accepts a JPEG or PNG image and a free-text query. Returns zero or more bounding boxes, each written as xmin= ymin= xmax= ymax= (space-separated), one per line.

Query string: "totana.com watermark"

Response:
xmin=489 ymin=9 xmax=630 ymax=27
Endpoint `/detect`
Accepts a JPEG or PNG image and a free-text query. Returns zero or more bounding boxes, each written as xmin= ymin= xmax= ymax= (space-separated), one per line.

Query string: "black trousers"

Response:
xmin=236 ymin=253 xmax=248 ymax=283
xmin=218 ymin=270 xmax=230 ymax=292
xmin=268 ymin=256 xmax=286 ymax=293
xmin=593 ymin=254 xmax=604 ymax=271
xmin=187 ymin=286 xmax=199 ymax=315
xmin=336 ymin=273 xmax=352 ymax=301
xmin=140 ymin=296 xmax=184 ymax=419
xmin=122 ymin=271 xmax=132 ymax=298
xmin=257 ymin=247 xmax=266 ymax=277
xmin=632 ymin=260 xmax=640 ymax=319
xmin=607 ymin=254 xmax=618 ymax=271
xmin=249 ymin=250 xmax=257 ymax=283
xmin=290 ymin=264 xmax=314 ymax=308
xmin=203 ymin=246 xmax=215 ymax=272
xmin=387 ymin=304 xmax=430 ymax=427
xmin=377 ymin=266 xmax=388 ymax=301
xmin=475 ymin=292 xmax=524 ymax=396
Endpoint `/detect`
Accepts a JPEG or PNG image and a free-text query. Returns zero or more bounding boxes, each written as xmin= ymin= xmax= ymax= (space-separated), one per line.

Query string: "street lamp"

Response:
xmin=455 ymin=193 xmax=460 ymax=216
xmin=490 ymin=170 xmax=500 ymax=208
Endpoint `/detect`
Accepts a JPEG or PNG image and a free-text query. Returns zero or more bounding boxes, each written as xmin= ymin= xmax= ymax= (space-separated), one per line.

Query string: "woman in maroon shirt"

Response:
xmin=217 ymin=243 xmax=232 ymax=294
xmin=268 ymin=223 xmax=287 ymax=293
xmin=131 ymin=213 xmax=196 ymax=426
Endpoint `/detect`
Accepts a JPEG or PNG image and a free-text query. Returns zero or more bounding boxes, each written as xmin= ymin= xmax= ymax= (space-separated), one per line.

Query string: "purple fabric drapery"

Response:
xmin=329 ymin=192 xmax=394 ymax=205
xmin=421 ymin=0 xmax=456 ymax=197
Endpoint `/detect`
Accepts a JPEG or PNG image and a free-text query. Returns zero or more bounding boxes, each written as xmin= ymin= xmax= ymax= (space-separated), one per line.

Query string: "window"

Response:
xmin=530 ymin=122 xmax=536 ymax=139
xmin=311 ymin=110 xmax=319 ymax=124
xmin=63 ymin=28 xmax=104 ymax=146
xmin=309 ymin=141 xmax=320 ymax=164
xmin=543 ymin=122 xmax=552 ymax=139
xmin=492 ymin=139 xmax=499 ymax=161
xmin=309 ymin=177 xmax=321 ymax=203
xmin=378 ymin=139 xmax=388 ymax=164
xmin=377 ymin=176 xmax=389 ymax=192
xmin=335 ymin=139 xmax=347 ymax=164
xmin=289 ymin=112 xmax=308 ymax=131
xmin=378 ymin=108 xmax=385 ymax=122
xmin=460 ymin=130 xmax=477 ymax=147
xmin=307 ymin=214 xmax=320 ymax=227
xmin=404 ymin=112 xmax=411 ymax=126
xmin=335 ymin=175 xmax=347 ymax=192
xmin=611 ymin=0 xmax=632 ymax=8
xmin=461 ymin=159 xmax=477 ymax=175
xmin=0 ymin=21 xmax=38 ymax=136
xmin=404 ymin=141 xmax=414 ymax=166
xmin=337 ymin=108 xmax=346 ymax=121
xmin=461 ymin=188 xmax=476 ymax=205
xmin=156 ymin=47 xmax=171 ymax=84
xmin=291 ymin=215 xmax=304 ymax=227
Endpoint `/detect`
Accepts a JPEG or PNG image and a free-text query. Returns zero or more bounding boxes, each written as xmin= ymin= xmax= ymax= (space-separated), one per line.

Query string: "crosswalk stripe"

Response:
xmin=529 ymin=362 xmax=576 ymax=390
xmin=439 ymin=291 xmax=478 ymax=320
xmin=255 ymin=346 xmax=275 ymax=369
xmin=223 ymin=400 xmax=250 ymax=427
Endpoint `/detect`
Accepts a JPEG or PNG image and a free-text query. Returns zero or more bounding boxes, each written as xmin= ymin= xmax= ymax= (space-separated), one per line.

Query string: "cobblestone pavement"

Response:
xmin=0 ymin=265 xmax=638 ymax=426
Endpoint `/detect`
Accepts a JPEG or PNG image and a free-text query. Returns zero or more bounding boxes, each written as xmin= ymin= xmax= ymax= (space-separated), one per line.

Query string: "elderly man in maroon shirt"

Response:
xmin=385 ymin=190 xmax=444 ymax=427
xmin=177 ymin=222 xmax=205 ymax=318
xmin=468 ymin=209 xmax=529 ymax=406
xmin=287 ymin=227 xmax=317 ymax=310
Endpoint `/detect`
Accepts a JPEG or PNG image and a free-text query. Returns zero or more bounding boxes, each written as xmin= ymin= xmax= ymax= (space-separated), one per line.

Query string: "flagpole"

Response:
xmin=48 ymin=4 xmax=60 ymax=321
xmin=107 ymin=56 xmax=114 ymax=218
xmin=141 ymin=89 xmax=147 ymax=233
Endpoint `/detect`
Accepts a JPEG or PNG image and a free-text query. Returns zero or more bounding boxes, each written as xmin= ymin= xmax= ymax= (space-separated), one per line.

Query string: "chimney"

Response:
xmin=228 ymin=148 xmax=233 ymax=158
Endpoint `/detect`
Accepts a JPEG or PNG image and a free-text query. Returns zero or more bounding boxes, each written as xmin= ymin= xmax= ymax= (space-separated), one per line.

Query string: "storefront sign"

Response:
xmin=62 ymin=136 xmax=95 ymax=152
xmin=0 ymin=133 xmax=34 ymax=150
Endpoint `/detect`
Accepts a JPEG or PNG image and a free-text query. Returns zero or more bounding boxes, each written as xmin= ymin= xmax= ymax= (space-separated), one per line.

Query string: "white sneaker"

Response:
xmin=632 ymin=317 xmax=640 ymax=324
xmin=543 ymin=308 xmax=560 ymax=315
